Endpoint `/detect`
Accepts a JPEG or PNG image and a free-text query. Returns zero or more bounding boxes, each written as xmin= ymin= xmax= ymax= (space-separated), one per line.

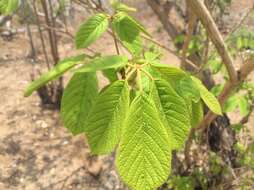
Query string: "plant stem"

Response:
xmin=112 ymin=28 xmax=120 ymax=55
xmin=140 ymin=68 xmax=154 ymax=80
xmin=126 ymin=68 xmax=136 ymax=80
xmin=137 ymin=69 xmax=143 ymax=92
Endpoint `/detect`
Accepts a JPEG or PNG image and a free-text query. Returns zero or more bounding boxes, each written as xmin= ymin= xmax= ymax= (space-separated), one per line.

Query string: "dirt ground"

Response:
xmin=0 ymin=0 xmax=253 ymax=190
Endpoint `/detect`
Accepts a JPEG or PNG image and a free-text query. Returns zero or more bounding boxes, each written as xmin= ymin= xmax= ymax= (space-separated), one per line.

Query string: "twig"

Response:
xmin=32 ymin=0 xmax=50 ymax=69
xmin=141 ymin=34 xmax=199 ymax=71
xmin=189 ymin=0 xmax=238 ymax=83
xmin=41 ymin=24 xmax=74 ymax=39
xmin=181 ymin=2 xmax=197 ymax=69
xmin=112 ymin=27 xmax=120 ymax=55
xmin=106 ymin=29 xmax=130 ymax=53
xmin=227 ymin=6 xmax=254 ymax=38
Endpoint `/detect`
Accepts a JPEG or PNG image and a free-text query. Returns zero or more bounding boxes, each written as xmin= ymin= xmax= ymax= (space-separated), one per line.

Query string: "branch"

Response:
xmin=185 ymin=57 xmax=254 ymax=166
xmin=146 ymin=0 xmax=179 ymax=40
xmin=181 ymin=1 xmax=197 ymax=69
xmin=197 ymin=57 xmax=254 ymax=130
xmin=188 ymin=0 xmax=238 ymax=83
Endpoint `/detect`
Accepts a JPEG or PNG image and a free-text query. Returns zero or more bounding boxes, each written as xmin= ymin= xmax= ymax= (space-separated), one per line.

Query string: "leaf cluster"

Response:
xmin=24 ymin=3 xmax=222 ymax=190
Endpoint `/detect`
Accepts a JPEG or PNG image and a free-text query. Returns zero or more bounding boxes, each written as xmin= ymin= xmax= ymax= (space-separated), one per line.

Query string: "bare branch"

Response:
xmin=181 ymin=1 xmax=197 ymax=69
xmin=146 ymin=0 xmax=179 ymax=40
xmin=189 ymin=0 xmax=238 ymax=83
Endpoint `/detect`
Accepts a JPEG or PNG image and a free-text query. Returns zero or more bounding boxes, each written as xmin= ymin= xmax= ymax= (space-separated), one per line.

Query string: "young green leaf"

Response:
xmin=144 ymin=51 xmax=161 ymax=63
xmin=24 ymin=55 xmax=86 ymax=97
xmin=223 ymin=94 xmax=239 ymax=113
xmin=191 ymin=101 xmax=204 ymax=128
xmin=191 ymin=76 xmax=222 ymax=115
xmin=102 ymin=69 xmax=118 ymax=83
xmin=123 ymin=35 xmax=143 ymax=56
xmin=0 ymin=0 xmax=19 ymax=15
xmin=113 ymin=12 xmax=139 ymax=43
xmin=151 ymin=62 xmax=187 ymax=87
xmin=151 ymin=79 xmax=191 ymax=149
xmin=60 ymin=72 xmax=98 ymax=135
xmin=83 ymin=80 xmax=129 ymax=154
xmin=112 ymin=1 xmax=137 ymax=12
xmin=76 ymin=55 xmax=128 ymax=73
xmin=211 ymin=84 xmax=224 ymax=97
xmin=238 ymin=96 xmax=250 ymax=117
xmin=75 ymin=13 xmax=109 ymax=49
xmin=113 ymin=12 xmax=150 ymax=40
xmin=176 ymin=76 xmax=200 ymax=103
xmin=116 ymin=94 xmax=172 ymax=190
xmin=140 ymin=65 xmax=158 ymax=92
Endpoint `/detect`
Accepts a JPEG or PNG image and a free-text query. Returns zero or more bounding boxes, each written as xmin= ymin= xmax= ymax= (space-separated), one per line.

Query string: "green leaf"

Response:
xmin=24 ymin=55 xmax=86 ymax=97
xmin=223 ymin=94 xmax=239 ymax=113
xmin=112 ymin=12 xmax=145 ymax=55
xmin=0 ymin=0 xmax=19 ymax=15
xmin=113 ymin=12 xmax=140 ymax=43
xmin=140 ymin=65 xmax=157 ymax=92
xmin=144 ymin=51 xmax=161 ymax=63
xmin=112 ymin=1 xmax=136 ymax=12
xmin=191 ymin=101 xmax=204 ymax=128
xmin=150 ymin=62 xmax=187 ymax=87
xmin=102 ymin=69 xmax=118 ymax=83
xmin=176 ymin=76 xmax=200 ymax=103
xmin=230 ymin=123 xmax=245 ymax=133
xmin=207 ymin=59 xmax=223 ymax=74
xmin=113 ymin=12 xmax=150 ymax=41
xmin=60 ymin=72 xmax=98 ymax=135
xmin=83 ymin=80 xmax=129 ymax=154
xmin=191 ymin=76 xmax=222 ymax=115
xmin=151 ymin=79 xmax=191 ymax=149
xmin=123 ymin=35 xmax=143 ymax=56
xmin=75 ymin=13 xmax=109 ymax=49
xmin=116 ymin=94 xmax=172 ymax=190
xmin=76 ymin=55 xmax=128 ymax=73
xmin=238 ymin=96 xmax=250 ymax=117
xmin=211 ymin=84 xmax=224 ymax=97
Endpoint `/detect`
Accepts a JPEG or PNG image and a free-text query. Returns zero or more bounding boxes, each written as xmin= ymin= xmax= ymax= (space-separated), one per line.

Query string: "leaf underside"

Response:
xmin=60 ymin=72 xmax=98 ymax=135
xmin=116 ymin=94 xmax=171 ymax=190
xmin=24 ymin=55 xmax=86 ymax=97
xmin=75 ymin=13 xmax=108 ymax=49
xmin=84 ymin=80 xmax=129 ymax=154
xmin=151 ymin=79 xmax=191 ymax=149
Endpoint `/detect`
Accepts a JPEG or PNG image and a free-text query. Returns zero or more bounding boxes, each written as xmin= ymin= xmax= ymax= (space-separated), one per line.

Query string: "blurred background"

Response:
xmin=0 ymin=0 xmax=254 ymax=189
